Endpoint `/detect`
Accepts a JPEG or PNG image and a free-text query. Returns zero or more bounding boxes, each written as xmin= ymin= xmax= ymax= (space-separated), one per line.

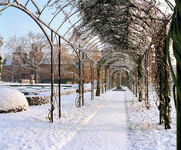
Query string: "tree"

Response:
xmin=4 ymin=32 xmax=50 ymax=83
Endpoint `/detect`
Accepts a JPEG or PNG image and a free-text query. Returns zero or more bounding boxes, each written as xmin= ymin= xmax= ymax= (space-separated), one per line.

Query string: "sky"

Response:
xmin=0 ymin=0 xmax=78 ymax=54
xmin=0 ymin=0 xmax=176 ymax=54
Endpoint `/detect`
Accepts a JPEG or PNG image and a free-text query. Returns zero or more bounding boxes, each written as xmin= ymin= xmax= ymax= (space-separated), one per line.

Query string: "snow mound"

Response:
xmin=0 ymin=88 xmax=29 ymax=113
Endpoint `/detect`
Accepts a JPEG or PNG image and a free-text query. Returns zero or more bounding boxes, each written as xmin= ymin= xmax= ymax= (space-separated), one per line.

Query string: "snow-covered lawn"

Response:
xmin=125 ymin=89 xmax=176 ymax=150
xmin=0 ymin=87 xmax=176 ymax=150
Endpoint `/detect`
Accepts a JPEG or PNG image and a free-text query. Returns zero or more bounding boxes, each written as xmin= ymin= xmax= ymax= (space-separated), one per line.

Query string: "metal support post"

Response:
xmin=91 ymin=64 xmax=94 ymax=100
xmin=78 ymin=50 xmax=82 ymax=107
xmin=105 ymin=66 xmax=108 ymax=92
xmin=82 ymin=52 xmax=85 ymax=106
xmin=58 ymin=36 xmax=61 ymax=118
xmin=102 ymin=67 xmax=104 ymax=93
xmin=145 ymin=51 xmax=149 ymax=104
xmin=50 ymin=30 xmax=54 ymax=123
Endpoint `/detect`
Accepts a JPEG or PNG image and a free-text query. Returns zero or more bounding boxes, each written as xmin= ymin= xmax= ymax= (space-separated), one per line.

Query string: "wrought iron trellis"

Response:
xmin=0 ymin=0 xmax=154 ymax=123
xmin=0 ymin=0 xmax=108 ymax=122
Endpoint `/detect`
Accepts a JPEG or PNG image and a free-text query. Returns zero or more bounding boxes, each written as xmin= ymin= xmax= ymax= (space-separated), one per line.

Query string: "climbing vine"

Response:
xmin=96 ymin=65 xmax=101 ymax=96
xmin=153 ymin=21 xmax=171 ymax=129
xmin=136 ymin=54 xmax=145 ymax=102
xmin=125 ymin=71 xmax=129 ymax=89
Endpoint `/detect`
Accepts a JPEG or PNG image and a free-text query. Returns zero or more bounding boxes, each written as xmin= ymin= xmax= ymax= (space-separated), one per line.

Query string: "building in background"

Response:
xmin=1 ymin=45 xmax=74 ymax=83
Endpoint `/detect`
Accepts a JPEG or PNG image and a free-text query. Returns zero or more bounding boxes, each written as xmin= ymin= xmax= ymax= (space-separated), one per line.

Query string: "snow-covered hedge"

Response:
xmin=0 ymin=88 xmax=29 ymax=113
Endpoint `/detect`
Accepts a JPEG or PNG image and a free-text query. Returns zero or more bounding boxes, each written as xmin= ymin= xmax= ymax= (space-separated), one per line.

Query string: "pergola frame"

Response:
xmin=0 ymin=0 xmax=167 ymax=122
xmin=1 ymin=3 xmax=180 ymax=148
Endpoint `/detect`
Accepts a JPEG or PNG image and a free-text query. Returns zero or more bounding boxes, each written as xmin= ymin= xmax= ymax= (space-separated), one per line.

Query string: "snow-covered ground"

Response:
xmin=0 ymin=87 xmax=176 ymax=150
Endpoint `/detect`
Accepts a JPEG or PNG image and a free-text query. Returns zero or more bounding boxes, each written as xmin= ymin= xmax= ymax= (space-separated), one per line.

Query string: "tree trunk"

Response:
xmin=35 ymin=69 xmax=38 ymax=84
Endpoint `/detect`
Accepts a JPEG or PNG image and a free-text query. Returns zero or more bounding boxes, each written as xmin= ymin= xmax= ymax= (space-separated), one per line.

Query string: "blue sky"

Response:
xmin=0 ymin=0 xmax=77 ymax=54
xmin=0 ymin=1 xmax=49 ymax=53
xmin=0 ymin=0 xmax=175 ymax=54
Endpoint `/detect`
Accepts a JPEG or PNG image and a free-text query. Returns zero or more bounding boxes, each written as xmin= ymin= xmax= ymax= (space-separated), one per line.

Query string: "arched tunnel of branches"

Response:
xmin=1 ymin=0 xmax=181 ymax=149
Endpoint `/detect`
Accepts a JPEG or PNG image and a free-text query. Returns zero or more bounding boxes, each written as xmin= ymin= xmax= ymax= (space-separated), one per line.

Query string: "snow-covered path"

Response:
xmin=0 ymin=87 xmax=176 ymax=150
xmin=62 ymin=91 xmax=131 ymax=150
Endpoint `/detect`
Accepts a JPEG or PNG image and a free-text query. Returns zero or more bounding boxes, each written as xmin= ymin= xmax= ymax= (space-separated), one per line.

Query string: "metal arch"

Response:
xmin=67 ymin=18 xmax=104 ymax=52
xmin=38 ymin=1 xmax=50 ymax=18
xmin=96 ymin=52 xmax=136 ymax=73
xmin=75 ymin=34 xmax=96 ymax=46
xmin=86 ymin=43 xmax=103 ymax=55
xmin=73 ymin=1 xmax=151 ymax=54
xmin=84 ymin=38 xmax=101 ymax=50
xmin=63 ymin=18 xmax=82 ymax=37
xmin=35 ymin=1 xmax=104 ymax=63
xmin=1 ymin=3 xmax=52 ymax=46
xmin=69 ymin=33 xmax=104 ymax=63
xmin=111 ymin=63 xmax=132 ymax=71
xmin=69 ymin=26 xmax=93 ymax=44
xmin=48 ymin=2 xmax=71 ymax=25
xmin=97 ymin=52 xmax=125 ymax=65
xmin=0 ymin=2 xmax=78 ymax=50
xmin=25 ymin=0 xmax=30 ymax=6
xmin=81 ymin=36 xmax=96 ymax=48
xmin=82 ymin=41 xmax=103 ymax=54
xmin=71 ymin=30 xmax=92 ymax=46
xmin=0 ymin=1 xmax=94 ymax=122
xmin=0 ymin=1 xmax=58 ymax=122
xmin=112 ymin=68 xmax=126 ymax=75
xmin=56 ymin=10 xmax=79 ymax=32
xmin=0 ymin=2 xmax=95 ymax=58
xmin=70 ymin=29 xmax=103 ymax=54
xmin=72 ymin=33 xmax=96 ymax=50
xmin=82 ymin=45 xmax=103 ymax=63
xmin=106 ymin=59 xmax=132 ymax=70
xmin=99 ymin=51 xmax=132 ymax=63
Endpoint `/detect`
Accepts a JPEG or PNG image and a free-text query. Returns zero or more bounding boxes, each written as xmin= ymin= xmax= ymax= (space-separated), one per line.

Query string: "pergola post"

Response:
xmin=118 ymin=73 xmax=121 ymax=87
xmin=133 ymin=78 xmax=135 ymax=94
xmin=91 ymin=63 xmax=94 ymax=100
xmin=145 ymin=50 xmax=149 ymax=104
xmin=109 ymin=69 xmax=111 ymax=90
xmin=136 ymin=73 xmax=138 ymax=97
xmin=50 ymin=30 xmax=54 ymax=123
xmin=82 ymin=52 xmax=85 ymax=106
xmin=101 ymin=66 xmax=104 ymax=93
xmin=112 ymin=73 xmax=114 ymax=88
xmin=105 ymin=66 xmax=108 ymax=92
xmin=78 ymin=50 xmax=82 ymax=107
xmin=96 ymin=65 xmax=101 ymax=96
xmin=130 ymin=72 xmax=133 ymax=92
xmin=58 ymin=36 xmax=61 ymax=118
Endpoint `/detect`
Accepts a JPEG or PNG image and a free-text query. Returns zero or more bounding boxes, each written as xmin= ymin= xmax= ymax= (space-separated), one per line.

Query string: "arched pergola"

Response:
xmin=0 ymin=0 xmax=170 ymax=121
xmin=2 ymin=2 xmax=181 ymax=149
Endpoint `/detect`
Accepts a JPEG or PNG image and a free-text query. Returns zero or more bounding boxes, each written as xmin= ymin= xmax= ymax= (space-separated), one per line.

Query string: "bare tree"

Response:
xmin=4 ymin=32 xmax=50 ymax=83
